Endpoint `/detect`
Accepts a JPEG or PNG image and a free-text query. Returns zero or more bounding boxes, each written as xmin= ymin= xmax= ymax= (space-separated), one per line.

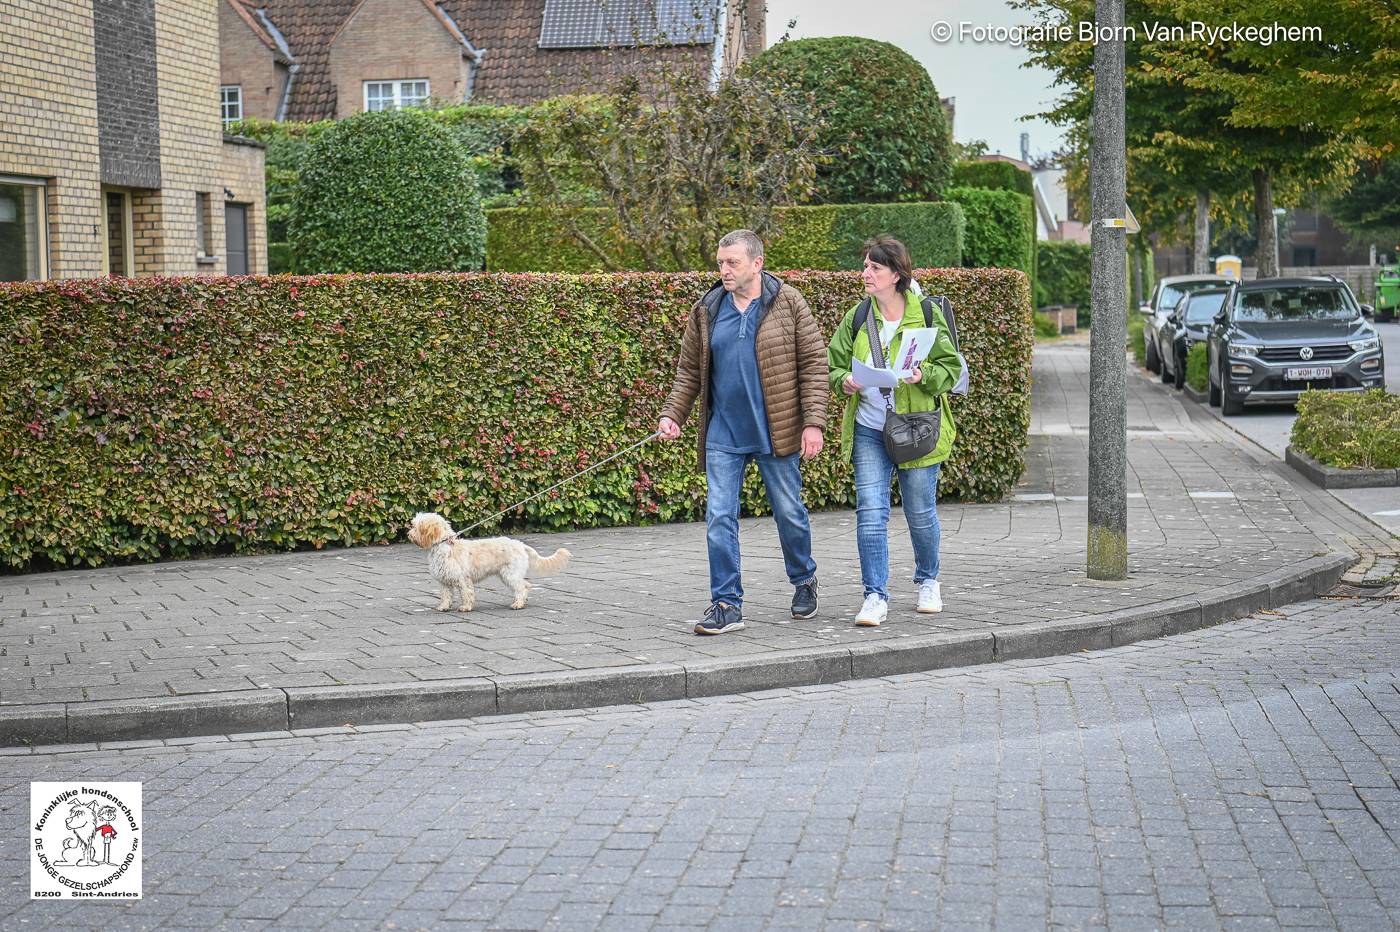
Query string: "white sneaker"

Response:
xmin=917 ymin=581 xmax=943 ymax=614
xmin=854 ymin=593 xmax=888 ymax=627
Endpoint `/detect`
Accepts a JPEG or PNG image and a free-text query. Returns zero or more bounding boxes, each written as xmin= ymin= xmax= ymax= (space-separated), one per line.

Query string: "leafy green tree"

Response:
xmin=288 ymin=109 xmax=486 ymax=273
xmin=510 ymin=67 xmax=819 ymax=272
xmin=741 ymin=36 xmax=953 ymax=204
xmin=1328 ymin=158 xmax=1400 ymax=247
xmin=1012 ymin=0 xmax=1359 ymax=275
xmin=1153 ymin=1 xmax=1400 ymax=157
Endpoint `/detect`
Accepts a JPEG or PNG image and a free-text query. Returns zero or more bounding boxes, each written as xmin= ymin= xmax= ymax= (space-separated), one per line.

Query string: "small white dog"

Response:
xmin=407 ymin=512 xmax=571 ymax=612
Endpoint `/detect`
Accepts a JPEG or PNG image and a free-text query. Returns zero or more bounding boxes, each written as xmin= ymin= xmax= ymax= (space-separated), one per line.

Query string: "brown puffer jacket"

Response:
xmin=660 ymin=271 xmax=829 ymax=471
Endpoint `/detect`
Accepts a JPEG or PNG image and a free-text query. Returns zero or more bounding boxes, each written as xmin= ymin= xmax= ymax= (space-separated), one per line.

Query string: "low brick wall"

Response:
xmin=1038 ymin=304 xmax=1078 ymax=334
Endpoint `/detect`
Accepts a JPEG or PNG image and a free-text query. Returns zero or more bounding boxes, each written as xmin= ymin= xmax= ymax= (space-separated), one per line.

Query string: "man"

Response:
xmin=658 ymin=230 xmax=829 ymax=635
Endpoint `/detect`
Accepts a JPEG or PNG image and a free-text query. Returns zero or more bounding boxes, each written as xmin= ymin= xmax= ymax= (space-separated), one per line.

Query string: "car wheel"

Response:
xmin=1145 ymin=335 xmax=1160 ymax=373
xmin=1208 ymin=360 xmax=1221 ymax=407
xmin=1173 ymin=354 xmax=1185 ymax=390
xmin=1220 ymin=361 xmax=1244 ymax=416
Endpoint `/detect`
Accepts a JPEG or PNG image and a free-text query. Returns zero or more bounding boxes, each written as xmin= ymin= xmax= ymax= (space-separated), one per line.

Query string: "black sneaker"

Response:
xmin=695 ymin=602 xmax=744 ymax=635
xmin=791 ymin=578 xmax=819 ymax=619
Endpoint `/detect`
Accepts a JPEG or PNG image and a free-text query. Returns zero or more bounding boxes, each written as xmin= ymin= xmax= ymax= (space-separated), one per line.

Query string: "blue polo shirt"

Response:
xmin=706 ymin=290 xmax=771 ymax=455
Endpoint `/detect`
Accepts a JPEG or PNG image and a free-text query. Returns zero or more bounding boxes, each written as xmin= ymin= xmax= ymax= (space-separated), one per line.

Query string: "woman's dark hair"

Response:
xmin=862 ymin=235 xmax=914 ymax=292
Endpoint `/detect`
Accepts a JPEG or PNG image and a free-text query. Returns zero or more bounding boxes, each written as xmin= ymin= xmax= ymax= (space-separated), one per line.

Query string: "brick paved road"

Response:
xmin=3 ymin=594 xmax=1397 ymax=930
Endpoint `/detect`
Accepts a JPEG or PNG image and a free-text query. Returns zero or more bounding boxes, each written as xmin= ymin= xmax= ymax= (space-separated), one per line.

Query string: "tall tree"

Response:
xmin=1013 ymin=0 xmax=1360 ymax=275
xmin=1327 ymin=158 xmax=1400 ymax=251
xmin=510 ymin=67 xmax=819 ymax=272
xmin=1154 ymin=1 xmax=1400 ymax=157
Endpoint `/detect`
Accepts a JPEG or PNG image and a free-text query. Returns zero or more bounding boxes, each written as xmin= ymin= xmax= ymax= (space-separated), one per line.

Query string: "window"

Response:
xmin=1157 ymin=279 xmax=1228 ymax=313
xmin=221 ymin=85 xmax=242 ymax=127
xmin=195 ymin=192 xmax=214 ymax=261
xmin=363 ymin=80 xmax=429 ymax=112
xmin=1234 ymin=286 xmax=1357 ymax=322
xmin=0 ymin=176 xmax=48 ymax=281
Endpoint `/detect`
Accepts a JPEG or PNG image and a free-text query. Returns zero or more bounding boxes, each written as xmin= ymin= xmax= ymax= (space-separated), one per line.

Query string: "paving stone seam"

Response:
xmin=0 ymin=553 xmax=1354 ymax=749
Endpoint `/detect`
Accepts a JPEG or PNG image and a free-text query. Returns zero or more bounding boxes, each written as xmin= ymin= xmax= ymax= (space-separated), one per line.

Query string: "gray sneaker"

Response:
xmin=695 ymin=602 xmax=744 ymax=635
xmin=791 ymin=578 xmax=819 ymax=619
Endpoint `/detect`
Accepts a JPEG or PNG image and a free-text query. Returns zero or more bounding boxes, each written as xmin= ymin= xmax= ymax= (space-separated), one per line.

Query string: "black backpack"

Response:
xmin=850 ymin=294 xmax=961 ymax=353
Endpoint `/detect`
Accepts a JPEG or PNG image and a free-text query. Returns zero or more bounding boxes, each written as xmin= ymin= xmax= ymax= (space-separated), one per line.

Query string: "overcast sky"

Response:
xmin=763 ymin=0 xmax=1067 ymax=161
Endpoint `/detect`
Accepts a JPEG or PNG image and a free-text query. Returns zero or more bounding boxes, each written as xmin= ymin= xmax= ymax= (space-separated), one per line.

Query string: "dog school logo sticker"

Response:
xmin=31 ymin=782 xmax=142 ymax=899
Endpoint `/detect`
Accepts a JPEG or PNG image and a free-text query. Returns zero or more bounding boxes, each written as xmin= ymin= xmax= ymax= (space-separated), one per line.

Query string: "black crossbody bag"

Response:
xmin=863 ymin=308 xmax=941 ymax=465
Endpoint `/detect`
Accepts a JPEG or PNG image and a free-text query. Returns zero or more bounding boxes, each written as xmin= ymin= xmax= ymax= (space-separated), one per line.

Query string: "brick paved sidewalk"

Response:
xmin=0 ymin=340 xmax=1381 ymax=744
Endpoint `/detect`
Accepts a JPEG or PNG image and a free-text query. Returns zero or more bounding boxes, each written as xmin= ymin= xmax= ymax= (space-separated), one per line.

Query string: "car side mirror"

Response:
xmin=1214 ymin=310 xmax=1227 ymax=325
xmin=1361 ymin=303 xmax=1375 ymax=319
xmin=1138 ymin=304 xmax=1153 ymax=315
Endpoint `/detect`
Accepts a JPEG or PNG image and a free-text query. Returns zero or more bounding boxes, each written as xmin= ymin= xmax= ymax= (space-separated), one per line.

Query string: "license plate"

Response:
xmin=1285 ymin=366 xmax=1332 ymax=381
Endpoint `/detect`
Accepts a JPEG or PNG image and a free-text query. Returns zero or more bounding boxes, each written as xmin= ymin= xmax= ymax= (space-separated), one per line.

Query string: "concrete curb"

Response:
xmin=1285 ymin=446 xmax=1399 ymax=490
xmin=0 ymin=553 xmax=1354 ymax=748
xmin=1182 ymin=384 xmax=1209 ymax=405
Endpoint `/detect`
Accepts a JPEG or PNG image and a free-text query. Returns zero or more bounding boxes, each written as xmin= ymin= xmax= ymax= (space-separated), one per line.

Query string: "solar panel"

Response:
xmin=539 ymin=0 xmax=717 ymax=49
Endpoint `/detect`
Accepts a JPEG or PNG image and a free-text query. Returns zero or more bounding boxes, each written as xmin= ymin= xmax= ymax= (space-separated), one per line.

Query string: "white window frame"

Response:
xmin=220 ymin=85 xmax=242 ymax=127
xmin=363 ymin=79 xmax=430 ymax=112
xmin=0 ymin=174 xmax=49 ymax=281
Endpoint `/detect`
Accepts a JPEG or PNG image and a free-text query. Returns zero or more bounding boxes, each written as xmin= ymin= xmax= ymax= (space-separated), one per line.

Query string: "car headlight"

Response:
xmin=1227 ymin=342 xmax=1261 ymax=357
xmin=1349 ymin=337 xmax=1380 ymax=353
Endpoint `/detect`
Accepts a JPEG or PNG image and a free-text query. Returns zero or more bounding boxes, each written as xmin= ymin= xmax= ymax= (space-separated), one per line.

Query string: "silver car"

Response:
xmin=1206 ymin=277 xmax=1385 ymax=415
xmin=1141 ymin=274 xmax=1232 ymax=374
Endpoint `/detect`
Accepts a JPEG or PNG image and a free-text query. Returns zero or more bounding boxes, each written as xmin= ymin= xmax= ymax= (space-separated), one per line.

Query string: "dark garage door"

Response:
xmin=225 ymin=203 xmax=248 ymax=275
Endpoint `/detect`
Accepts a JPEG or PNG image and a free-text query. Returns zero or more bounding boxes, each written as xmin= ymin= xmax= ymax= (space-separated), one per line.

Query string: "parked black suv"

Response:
xmin=1159 ymin=287 xmax=1229 ymax=389
xmin=1206 ymin=277 xmax=1384 ymax=415
xmin=1141 ymin=274 xmax=1232 ymax=374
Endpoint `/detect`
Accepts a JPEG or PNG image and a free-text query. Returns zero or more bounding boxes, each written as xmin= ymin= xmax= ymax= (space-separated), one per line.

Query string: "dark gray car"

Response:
xmin=1142 ymin=274 xmax=1232 ymax=374
xmin=1159 ymin=287 xmax=1229 ymax=389
xmin=1206 ymin=277 xmax=1385 ymax=415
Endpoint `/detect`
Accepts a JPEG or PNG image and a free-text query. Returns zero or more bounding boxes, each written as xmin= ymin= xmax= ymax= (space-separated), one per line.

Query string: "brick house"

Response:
xmin=0 ymin=0 xmax=268 ymax=281
xmin=218 ymin=0 xmax=765 ymax=124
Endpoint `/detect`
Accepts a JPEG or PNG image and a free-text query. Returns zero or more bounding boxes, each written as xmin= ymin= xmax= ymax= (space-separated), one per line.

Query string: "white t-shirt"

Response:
xmin=855 ymin=316 xmax=903 ymax=431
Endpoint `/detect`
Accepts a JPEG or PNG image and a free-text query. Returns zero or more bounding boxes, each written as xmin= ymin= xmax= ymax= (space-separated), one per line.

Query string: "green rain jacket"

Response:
xmin=826 ymin=292 xmax=960 ymax=468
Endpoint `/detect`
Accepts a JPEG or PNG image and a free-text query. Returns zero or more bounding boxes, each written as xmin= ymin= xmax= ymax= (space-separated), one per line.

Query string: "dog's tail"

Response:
xmin=527 ymin=547 xmax=571 ymax=576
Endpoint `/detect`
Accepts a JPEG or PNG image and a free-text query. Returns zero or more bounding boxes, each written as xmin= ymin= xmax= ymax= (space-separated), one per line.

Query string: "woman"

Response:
xmin=827 ymin=235 xmax=960 ymax=626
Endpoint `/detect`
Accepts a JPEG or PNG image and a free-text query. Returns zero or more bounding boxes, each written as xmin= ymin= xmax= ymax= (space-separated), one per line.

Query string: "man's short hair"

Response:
xmin=718 ymin=229 xmax=765 ymax=260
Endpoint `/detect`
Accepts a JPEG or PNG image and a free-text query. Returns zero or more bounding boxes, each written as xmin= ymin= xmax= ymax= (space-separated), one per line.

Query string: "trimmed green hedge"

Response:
xmin=1127 ymin=307 xmax=1147 ymax=366
xmin=1186 ymin=342 xmax=1209 ymax=391
xmin=288 ymin=109 xmax=486 ymax=273
xmin=740 ymin=37 xmax=953 ymax=204
xmin=234 ymin=104 xmax=527 ymax=274
xmin=953 ymin=162 xmax=1038 ymax=300
xmin=952 ymin=161 xmax=1034 ymax=198
xmin=0 ymin=268 xmax=1030 ymax=570
xmin=1035 ymin=240 xmax=1091 ymax=312
xmin=946 ymin=187 xmax=1034 ymax=282
xmin=1291 ymin=389 xmax=1400 ymax=469
xmin=487 ymin=202 xmax=965 ymax=273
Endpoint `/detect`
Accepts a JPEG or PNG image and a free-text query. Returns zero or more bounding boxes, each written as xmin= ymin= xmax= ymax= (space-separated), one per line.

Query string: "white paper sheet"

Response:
xmin=891 ymin=328 xmax=938 ymax=374
xmin=852 ymin=357 xmax=900 ymax=389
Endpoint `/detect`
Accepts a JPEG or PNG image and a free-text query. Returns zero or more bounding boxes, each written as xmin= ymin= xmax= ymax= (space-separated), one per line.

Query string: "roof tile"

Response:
xmin=249 ymin=0 xmax=730 ymax=119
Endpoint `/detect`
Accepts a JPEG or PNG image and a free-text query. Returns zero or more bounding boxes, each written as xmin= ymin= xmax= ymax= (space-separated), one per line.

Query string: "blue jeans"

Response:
xmin=705 ymin=449 xmax=817 ymax=607
xmin=853 ymin=424 xmax=942 ymax=600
